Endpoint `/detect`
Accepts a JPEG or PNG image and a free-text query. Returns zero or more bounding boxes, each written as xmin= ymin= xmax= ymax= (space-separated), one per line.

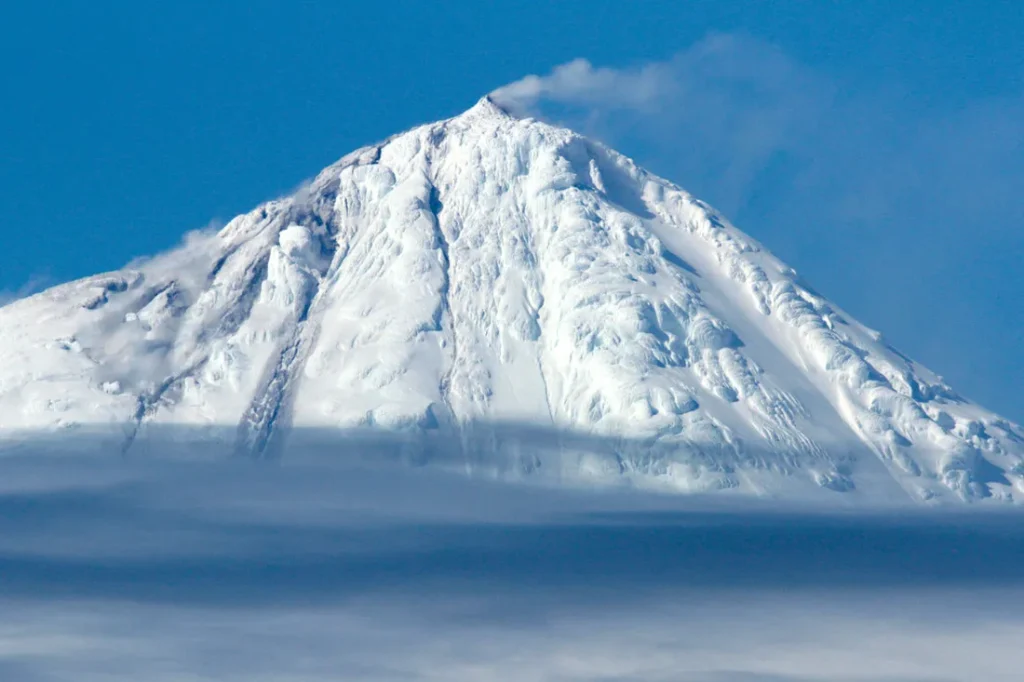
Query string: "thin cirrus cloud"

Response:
xmin=491 ymin=33 xmax=1024 ymax=421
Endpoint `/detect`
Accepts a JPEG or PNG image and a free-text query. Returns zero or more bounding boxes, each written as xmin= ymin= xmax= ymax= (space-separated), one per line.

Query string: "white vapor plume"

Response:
xmin=490 ymin=33 xmax=1024 ymax=423
xmin=492 ymin=57 xmax=670 ymax=113
xmin=491 ymin=34 xmax=834 ymax=216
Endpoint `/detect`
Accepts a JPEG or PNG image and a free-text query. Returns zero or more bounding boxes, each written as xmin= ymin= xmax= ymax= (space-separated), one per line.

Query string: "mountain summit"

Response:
xmin=2 ymin=97 xmax=1021 ymax=503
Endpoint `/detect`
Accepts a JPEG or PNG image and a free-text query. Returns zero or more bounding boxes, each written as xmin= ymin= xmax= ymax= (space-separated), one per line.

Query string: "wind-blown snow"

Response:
xmin=1 ymin=96 xmax=1021 ymax=503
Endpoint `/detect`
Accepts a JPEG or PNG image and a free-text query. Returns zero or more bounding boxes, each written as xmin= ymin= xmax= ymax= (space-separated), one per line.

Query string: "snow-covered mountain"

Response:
xmin=2 ymin=96 xmax=1022 ymax=503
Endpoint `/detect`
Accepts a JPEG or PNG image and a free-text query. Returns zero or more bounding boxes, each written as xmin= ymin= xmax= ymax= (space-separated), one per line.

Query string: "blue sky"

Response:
xmin=2 ymin=0 xmax=1022 ymax=420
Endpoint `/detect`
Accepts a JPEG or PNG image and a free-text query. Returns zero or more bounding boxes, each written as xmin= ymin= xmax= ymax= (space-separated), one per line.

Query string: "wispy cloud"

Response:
xmin=491 ymin=32 xmax=1024 ymax=230
xmin=492 ymin=33 xmax=1024 ymax=419
xmin=493 ymin=56 xmax=675 ymax=113
xmin=0 ymin=273 xmax=52 ymax=307
xmin=491 ymin=34 xmax=834 ymax=215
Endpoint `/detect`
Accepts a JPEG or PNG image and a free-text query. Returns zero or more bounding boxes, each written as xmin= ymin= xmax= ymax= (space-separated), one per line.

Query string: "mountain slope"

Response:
xmin=1 ymin=97 xmax=1022 ymax=503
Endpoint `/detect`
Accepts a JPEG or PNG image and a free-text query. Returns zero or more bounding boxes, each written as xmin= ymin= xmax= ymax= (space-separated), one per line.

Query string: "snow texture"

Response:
xmin=1 ymin=96 xmax=1022 ymax=503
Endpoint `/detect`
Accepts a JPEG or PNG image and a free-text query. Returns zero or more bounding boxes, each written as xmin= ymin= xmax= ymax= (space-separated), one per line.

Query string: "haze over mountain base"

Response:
xmin=1 ymin=454 xmax=1022 ymax=681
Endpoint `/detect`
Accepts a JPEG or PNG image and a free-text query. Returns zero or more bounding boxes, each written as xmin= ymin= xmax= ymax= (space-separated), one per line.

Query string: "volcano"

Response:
xmin=1 ymin=96 xmax=1021 ymax=503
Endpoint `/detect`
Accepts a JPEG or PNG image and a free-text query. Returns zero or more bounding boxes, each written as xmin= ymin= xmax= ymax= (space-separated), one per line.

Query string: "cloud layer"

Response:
xmin=1 ymin=453 xmax=1024 ymax=680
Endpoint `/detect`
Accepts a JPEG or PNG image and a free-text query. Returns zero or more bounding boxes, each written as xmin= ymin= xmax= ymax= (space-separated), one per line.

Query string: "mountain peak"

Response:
xmin=460 ymin=94 xmax=514 ymax=120
xmin=1 ymin=99 xmax=1022 ymax=504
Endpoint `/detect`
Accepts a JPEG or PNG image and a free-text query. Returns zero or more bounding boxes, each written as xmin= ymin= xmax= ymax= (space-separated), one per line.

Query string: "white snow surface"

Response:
xmin=2 ymin=96 xmax=1022 ymax=503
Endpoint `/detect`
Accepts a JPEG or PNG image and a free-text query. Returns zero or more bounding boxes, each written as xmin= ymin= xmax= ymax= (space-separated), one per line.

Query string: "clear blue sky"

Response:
xmin=2 ymin=1 xmax=1022 ymax=420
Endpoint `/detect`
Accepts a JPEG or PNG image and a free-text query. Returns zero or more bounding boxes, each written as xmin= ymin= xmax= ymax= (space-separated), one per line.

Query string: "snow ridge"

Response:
xmin=1 ymin=96 xmax=1022 ymax=503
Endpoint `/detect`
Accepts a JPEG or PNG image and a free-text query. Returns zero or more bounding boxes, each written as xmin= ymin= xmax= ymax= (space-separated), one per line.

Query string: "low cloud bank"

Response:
xmin=0 ymin=452 xmax=1023 ymax=680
